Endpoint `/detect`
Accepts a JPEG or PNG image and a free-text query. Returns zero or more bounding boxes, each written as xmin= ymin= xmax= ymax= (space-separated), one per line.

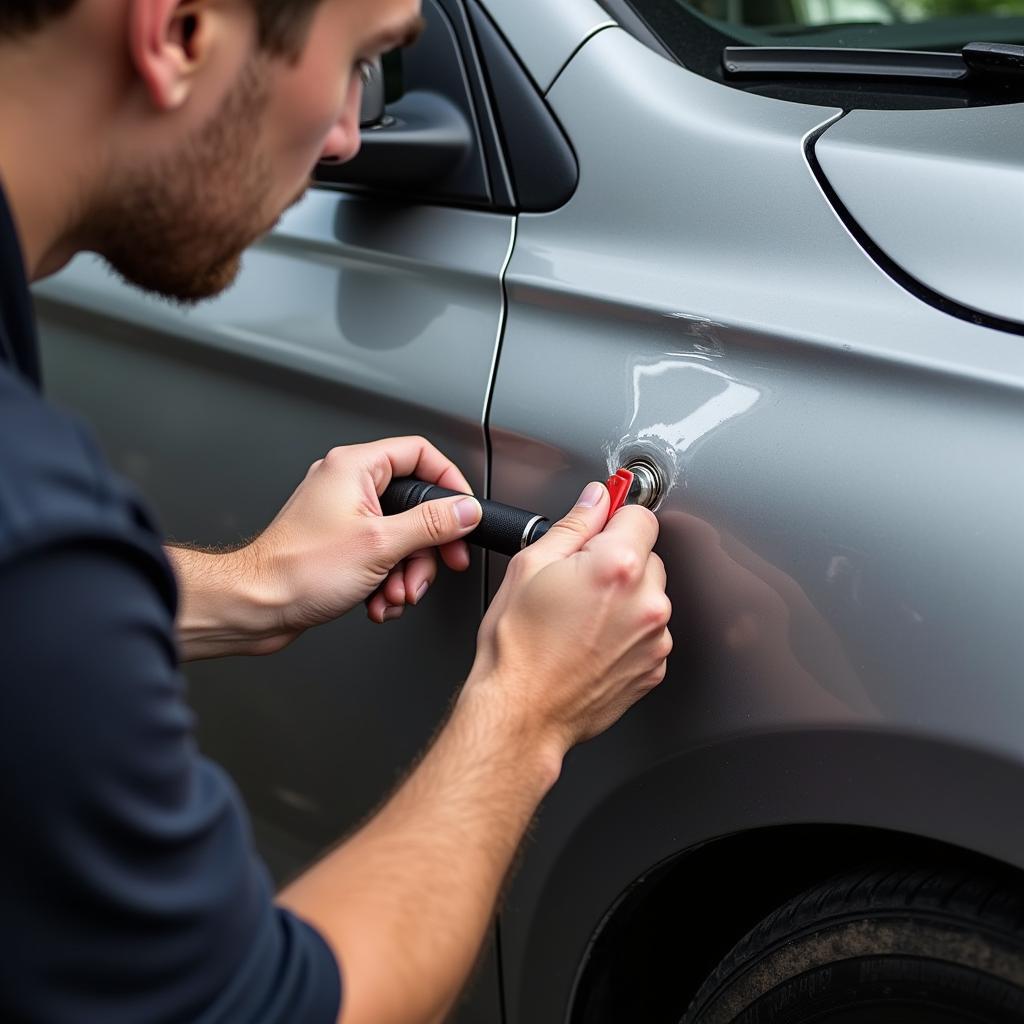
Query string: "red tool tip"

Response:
xmin=605 ymin=468 xmax=634 ymax=521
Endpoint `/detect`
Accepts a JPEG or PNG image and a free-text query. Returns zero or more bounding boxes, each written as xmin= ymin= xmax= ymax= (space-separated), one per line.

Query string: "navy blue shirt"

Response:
xmin=0 ymin=186 xmax=341 ymax=1023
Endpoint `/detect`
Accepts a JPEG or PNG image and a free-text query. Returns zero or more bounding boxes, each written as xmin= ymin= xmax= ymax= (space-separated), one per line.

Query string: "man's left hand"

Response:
xmin=167 ymin=437 xmax=481 ymax=660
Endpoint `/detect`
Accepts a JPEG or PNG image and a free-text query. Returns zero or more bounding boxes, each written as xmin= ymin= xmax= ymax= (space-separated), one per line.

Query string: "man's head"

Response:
xmin=0 ymin=0 xmax=423 ymax=300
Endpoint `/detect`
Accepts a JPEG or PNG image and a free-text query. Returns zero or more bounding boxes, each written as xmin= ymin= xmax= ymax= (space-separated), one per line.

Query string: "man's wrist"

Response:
xmin=454 ymin=671 xmax=567 ymax=798
xmin=166 ymin=544 xmax=294 ymax=660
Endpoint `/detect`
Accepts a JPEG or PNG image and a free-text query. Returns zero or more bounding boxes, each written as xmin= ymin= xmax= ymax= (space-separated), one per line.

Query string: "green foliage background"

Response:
xmin=894 ymin=0 xmax=1024 ymax=14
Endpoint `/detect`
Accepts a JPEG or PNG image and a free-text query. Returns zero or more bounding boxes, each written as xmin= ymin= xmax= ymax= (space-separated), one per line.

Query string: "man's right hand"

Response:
xmin=463 ymin=480 xmax=673 ymax=758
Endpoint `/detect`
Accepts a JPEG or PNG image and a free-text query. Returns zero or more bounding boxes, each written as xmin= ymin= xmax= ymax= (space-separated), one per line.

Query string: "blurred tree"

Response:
xmin=895 ymin=0 xmax=1024 ymax=14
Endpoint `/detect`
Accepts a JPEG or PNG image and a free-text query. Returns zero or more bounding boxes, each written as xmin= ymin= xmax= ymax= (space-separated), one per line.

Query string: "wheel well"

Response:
xmin=568 ymin=824 xmax=1021 ymax=1024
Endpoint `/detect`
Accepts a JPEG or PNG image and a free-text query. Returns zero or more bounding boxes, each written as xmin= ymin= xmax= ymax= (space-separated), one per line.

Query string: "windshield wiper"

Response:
xmin=723 ymin=41 xmax=1024 ymax=87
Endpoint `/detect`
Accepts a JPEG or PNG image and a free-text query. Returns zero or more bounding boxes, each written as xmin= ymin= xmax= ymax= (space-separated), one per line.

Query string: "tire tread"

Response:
xmin=682 ymin=860 xmax=1024 ymax=1023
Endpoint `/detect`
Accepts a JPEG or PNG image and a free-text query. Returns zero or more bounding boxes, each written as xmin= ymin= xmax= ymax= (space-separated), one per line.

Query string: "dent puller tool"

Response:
xmin=380 ymin=460 xmax=663 ymax=558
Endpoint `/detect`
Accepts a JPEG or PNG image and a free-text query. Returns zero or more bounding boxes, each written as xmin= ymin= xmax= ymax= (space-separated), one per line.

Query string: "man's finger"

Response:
xmin=401 ymin=551 xmax=438 ymax=605
xmin=438 ymin=539 xmax=471 ymax=574
xmin=365 ymin=436 xmax=475 ymax=497
xmin=383 ymin=567 xmax=407 ymax=607
xmin=587 ymin=504 xmax=660 ymax=560
xmin=525 ymin=482 xmax=610 ymax=565
xmin=366 ymin=587 xmax=400 ymax=624
xmin=642 ymin=550 xmax=668 ymax=592
xmin=378 ymin=494 xmax=482 ymax=564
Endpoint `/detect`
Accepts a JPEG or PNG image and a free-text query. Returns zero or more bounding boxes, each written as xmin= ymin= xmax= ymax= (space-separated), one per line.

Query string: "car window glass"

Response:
xmin=629 ymin=0 xmax=1024 ymax=51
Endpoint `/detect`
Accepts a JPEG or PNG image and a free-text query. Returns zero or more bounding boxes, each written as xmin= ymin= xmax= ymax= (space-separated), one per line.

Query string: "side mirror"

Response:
xmin=315 ymin=0 xmax=485 ymax=200
xmin=359 ymin=57 xmax=387 ymax=129
xmin=325 ymin=91 xmax=472 ymax=189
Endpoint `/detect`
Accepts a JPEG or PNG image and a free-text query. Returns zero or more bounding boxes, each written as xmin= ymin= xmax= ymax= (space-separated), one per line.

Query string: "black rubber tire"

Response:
xmin=681 ymin=862 xmax=1024 ymax=1024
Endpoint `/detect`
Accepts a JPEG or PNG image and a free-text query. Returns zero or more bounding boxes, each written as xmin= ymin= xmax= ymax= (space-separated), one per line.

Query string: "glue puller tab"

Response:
xmin=380 ymin=462 xmax=663 ymax=558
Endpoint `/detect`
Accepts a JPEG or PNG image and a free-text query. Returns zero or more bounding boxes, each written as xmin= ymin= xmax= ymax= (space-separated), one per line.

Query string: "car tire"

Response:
xmin=681 ymin=862 xmax=1024 ymax=1024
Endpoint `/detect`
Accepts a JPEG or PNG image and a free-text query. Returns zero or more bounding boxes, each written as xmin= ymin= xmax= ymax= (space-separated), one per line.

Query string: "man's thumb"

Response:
xmin=384 ymin=495 xmax=482 ymax=558
xmin=531 ymin=482 xmax=609 ymax=560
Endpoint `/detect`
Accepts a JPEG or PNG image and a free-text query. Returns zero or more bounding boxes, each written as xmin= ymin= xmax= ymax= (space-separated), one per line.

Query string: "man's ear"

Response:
xmin=128 ymin=0 xmax=211 ymax=110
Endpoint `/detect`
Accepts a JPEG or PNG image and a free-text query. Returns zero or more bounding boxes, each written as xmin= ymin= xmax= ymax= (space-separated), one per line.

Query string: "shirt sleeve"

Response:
xmin=0 ymin=537 xmax=342 ymax=1024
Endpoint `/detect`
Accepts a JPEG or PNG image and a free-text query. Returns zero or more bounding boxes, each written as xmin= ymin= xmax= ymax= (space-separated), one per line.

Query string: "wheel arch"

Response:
xmin=501 ymin=727 xmax=1024 ymax=1023
xmin=567 ymin=823 xmax=1020 ymax=1023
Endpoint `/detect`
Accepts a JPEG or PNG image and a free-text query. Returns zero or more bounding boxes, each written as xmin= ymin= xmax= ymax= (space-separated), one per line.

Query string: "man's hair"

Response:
xmin=0 ymin=0 xmax=321 ymax=56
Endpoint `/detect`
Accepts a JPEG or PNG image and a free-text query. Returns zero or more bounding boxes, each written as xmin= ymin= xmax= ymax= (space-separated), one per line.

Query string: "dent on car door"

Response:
xmin=486 ymin=3 xmax=1024 ymax=1021
xmin=33 ymin=0 xmax=511 ymax=925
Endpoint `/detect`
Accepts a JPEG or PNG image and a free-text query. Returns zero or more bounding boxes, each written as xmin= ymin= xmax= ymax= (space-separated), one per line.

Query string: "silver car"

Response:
xmin=35 ymin=0 xmax=1024 ymax=1019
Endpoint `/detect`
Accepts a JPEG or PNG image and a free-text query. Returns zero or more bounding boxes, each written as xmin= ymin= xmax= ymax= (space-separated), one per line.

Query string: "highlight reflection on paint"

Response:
xmin=606 ymin=357 xmax=761 ymax=500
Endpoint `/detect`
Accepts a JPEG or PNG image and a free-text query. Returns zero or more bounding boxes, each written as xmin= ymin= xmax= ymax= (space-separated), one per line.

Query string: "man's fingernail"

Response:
xmin=455 ymin=497 xmax=481 ymax=528
xmin=383 ymin=606 xmax=403 ymax=622
xmin=413 ymin=581 xmax=429 ymax=604
xmin=578 ymin=482 xmax=605 ymax=508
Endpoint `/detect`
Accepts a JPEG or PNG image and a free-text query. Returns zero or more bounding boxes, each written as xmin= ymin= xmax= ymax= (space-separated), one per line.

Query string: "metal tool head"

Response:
xmin=624 ymin=458 xmax=665 ymax=510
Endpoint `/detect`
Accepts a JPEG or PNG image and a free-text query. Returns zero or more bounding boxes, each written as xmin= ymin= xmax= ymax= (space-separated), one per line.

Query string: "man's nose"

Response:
xmin=320 ymin=78 xmax=364 ymax=164
xmin=320 ymin=119 xmax=362 ymax=164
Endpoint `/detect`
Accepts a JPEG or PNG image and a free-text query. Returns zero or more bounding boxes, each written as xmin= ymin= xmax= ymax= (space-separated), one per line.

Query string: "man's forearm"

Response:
xmin=278 ymin=680 xmax=564 ymax=1024
xmin=165 ymin=544 xmax=289 ymax=660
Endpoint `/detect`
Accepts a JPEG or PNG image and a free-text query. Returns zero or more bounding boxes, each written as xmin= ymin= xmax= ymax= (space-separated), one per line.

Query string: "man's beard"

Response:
xmin=88 ymin=59 xmax=291 ymax=304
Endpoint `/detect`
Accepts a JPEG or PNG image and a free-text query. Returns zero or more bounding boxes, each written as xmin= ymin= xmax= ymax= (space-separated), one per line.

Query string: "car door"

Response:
xmin=33 ymin=3 xmax=520 ymax=1019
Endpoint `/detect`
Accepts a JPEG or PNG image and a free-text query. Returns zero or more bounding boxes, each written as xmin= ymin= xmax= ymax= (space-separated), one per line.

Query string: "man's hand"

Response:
xmin=253 ymin=436 xmax=482 ymax=629
xmin=280 ymin=481 xmax=672 ymax=1024
xmin=464 ymin=480 xmax=672 ymax=755
xmin=168 ymin=437 xmax=482 ymax=660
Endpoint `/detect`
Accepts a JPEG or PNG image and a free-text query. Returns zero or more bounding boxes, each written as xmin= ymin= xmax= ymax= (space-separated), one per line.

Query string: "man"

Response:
xmin=0 ymin=0 xmax=673 ymax=1021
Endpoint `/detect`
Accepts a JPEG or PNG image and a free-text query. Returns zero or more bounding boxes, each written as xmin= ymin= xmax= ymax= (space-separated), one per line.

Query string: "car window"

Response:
xmin=623 ymin=0 xmax=1024 ymax=108
xmin=629 ymin=0 xmax=1024 ymax=51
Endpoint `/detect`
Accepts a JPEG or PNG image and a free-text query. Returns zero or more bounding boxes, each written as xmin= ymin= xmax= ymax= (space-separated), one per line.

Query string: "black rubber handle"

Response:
xmin=380 ymin=478 xmax=550 ymax=557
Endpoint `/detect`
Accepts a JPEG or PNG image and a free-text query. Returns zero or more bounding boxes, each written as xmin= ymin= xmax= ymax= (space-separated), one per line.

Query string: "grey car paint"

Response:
xmin=816 ymin=102 xmax=1024 ymax=325
xmin=30 ymin=0 xmax=1024 ymax=1021
xmin=488 ymin=22 xmax=1024 ymax=1024
xmin=479 ymin=0 xmax=614 ymax=92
